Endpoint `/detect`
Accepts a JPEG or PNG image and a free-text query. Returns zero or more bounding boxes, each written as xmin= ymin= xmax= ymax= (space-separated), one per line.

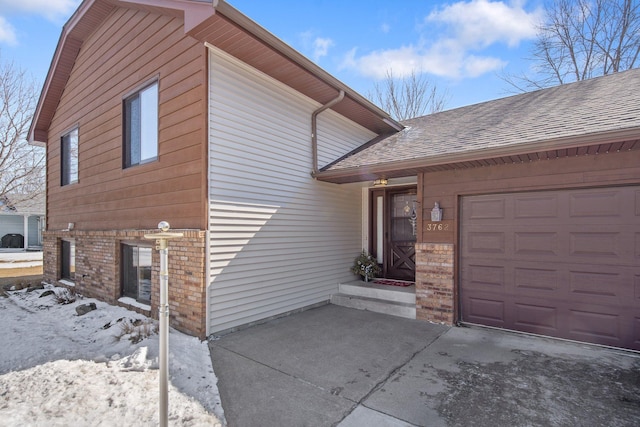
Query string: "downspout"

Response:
xmin=311 ymin=90 xmax=345 ymax=177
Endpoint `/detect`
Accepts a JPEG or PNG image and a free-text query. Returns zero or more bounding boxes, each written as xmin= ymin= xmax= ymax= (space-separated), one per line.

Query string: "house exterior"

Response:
xmin=0 ymin=195 xmax=45 ymax=251
xmin=28 ymin=0 xmax=401 ymax=339
xmin=30 ymin=0 xmax=640 ymax=350
xmin=318 ymin=70 xmax=640 ymax=351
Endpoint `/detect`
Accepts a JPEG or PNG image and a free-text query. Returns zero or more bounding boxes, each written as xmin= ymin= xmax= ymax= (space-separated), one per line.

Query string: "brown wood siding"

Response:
xmin=419 ymin=149 xmax=640 ymax=245
xmin=46 ymin=7 xmax=207 ymax=231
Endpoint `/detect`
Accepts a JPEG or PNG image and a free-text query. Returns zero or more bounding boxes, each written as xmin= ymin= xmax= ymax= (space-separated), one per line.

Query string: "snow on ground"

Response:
xmin=0 ymin=284 xmax=225 ymax=426
xmin=0 ymin=251 xmax=43 ymax=269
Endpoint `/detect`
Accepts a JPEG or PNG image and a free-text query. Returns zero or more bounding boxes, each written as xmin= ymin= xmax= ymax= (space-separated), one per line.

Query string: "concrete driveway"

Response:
xmin=208 ymin=304 xmax=640 ymax=427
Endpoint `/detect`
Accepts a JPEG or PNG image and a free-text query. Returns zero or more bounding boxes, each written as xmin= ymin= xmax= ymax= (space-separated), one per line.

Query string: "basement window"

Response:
xmin=60 ymin=239 xmax=75 ymax=282
xmin=121 ymin=244 xmax=152 ymax=305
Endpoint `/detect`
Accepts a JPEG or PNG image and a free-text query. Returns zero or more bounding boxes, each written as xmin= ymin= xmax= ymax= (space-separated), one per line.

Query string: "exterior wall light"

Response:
xmin=373 ymin=178 xmax=388 ymax=187
xmin=431 ymin=202 xmax=443 ymax=222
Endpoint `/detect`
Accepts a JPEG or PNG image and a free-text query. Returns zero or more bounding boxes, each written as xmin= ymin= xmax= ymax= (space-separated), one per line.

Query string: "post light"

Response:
xmin=144 ymin=221 xmax=183 ymax=427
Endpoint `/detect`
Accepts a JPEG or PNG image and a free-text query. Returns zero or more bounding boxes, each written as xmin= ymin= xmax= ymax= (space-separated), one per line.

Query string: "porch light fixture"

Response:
xmin=431 ymin=202 xmax=443 ymax=222
xmin=373 ymin=178 xmax=388 ymax=187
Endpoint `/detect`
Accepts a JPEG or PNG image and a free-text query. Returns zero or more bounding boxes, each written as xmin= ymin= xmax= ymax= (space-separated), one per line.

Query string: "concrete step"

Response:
xmin=338 ymin=281 xmax=416 ymax=304
xmin=330 ymin=293 xmax=416 ymax=319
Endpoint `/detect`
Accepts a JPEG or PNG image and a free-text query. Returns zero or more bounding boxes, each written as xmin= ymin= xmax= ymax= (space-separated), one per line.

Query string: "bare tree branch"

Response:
xmin=0 ymin=51 xmax=45 ymax=207
xmin=368 ymin=69 xmax=449 ymax=121
xmin=503 ymin=0 xmax=640 ymax=92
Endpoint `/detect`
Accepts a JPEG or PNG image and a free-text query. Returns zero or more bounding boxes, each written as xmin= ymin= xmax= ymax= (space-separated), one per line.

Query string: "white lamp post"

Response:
xmin=144 ymin=221 xmax=183 ymax=427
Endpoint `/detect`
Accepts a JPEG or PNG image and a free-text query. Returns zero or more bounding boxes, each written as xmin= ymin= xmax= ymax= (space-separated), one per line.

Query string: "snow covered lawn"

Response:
xmin=0 ymin=284 xmax=224 ymax=426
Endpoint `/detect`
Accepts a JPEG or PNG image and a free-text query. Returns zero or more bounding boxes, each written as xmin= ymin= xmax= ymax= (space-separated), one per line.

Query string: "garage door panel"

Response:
xmin=514 ymin=232 xmax=558 ymax=256
xmin=569 ymin=190 xmax=622 ymax=218
xmin=462 ymin=264 xmax=505 ymax=290
xmin=514 ymin=194 xmax=558 ymax=219
xmin=513 ymin=302 xmax=558 ymax=332
xmin=514 ymin=267 xmax=559 ymax=292
xmin=569 ymin=231 xmax=621 ymax=258
xmin=464 ymin=296 xmax=505 ymax=325
xmin=568 ymin=308 xmax=621 ymax=343
xmin=463 ymin=198 xmax=506 ymax=220
xmin=569 ymin=269 xmax=621 ymax=298
xmin=461 ymin=186 xmax=640 ymax=350
xmin=466 ymin=231 xmax=505 ymax=254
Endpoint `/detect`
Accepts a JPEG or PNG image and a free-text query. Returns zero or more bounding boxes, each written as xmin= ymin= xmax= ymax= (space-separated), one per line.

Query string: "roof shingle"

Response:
xmin=324 ymin=69 xmax=640 ymax=172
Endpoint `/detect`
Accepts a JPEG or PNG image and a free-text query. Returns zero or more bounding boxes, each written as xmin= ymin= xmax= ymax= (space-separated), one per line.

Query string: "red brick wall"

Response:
xmin=415 ymin=242 xmax=455 ymax=324
xmin=42 ymin=229 xmax=207 ymax=338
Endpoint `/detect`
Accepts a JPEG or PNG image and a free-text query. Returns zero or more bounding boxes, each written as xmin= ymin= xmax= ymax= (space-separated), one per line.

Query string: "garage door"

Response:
xmin=460 ymin=186 xmax=640 ymax=350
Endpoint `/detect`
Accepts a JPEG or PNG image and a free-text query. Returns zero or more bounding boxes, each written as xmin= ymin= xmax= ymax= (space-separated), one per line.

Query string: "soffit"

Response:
xmin=188 ymin=6 xmax=397 ymax=134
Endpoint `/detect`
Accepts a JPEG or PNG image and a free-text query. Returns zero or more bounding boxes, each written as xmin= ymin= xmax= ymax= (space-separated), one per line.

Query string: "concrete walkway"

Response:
xmin=209 ymin=304 xmax=640 ymax=427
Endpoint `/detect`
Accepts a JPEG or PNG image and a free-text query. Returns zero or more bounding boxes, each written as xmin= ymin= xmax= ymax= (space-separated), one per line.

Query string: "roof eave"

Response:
xmin=28 ymin=0 xmax=218 ymax=146
xmin=213 ymin=1 xmax=402 ymax=132
xmin=29 ymin=0 xmax=401 ymax=146
xmin=315 ymin=127 xmax=640 ymax=184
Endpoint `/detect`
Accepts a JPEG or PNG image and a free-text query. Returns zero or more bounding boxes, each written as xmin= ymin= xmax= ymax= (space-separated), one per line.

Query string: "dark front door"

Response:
xmin=371 ymin=187 xmax=417 ymax=281
xmin=387 ymin=190 xmax=417 ymax=280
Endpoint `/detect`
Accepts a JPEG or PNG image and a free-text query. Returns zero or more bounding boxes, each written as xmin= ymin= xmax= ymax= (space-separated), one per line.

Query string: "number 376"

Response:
xmin=426 ymin=223 xmax=449 ymax=231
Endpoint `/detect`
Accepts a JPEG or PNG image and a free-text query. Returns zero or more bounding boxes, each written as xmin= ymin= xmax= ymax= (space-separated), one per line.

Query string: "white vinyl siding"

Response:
xmin=207 ymin=46 xmax=375 ymax=333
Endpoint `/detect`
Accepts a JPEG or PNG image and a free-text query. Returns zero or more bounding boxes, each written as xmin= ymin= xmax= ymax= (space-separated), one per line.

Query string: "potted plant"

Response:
xmin=351 ymin=250 xmax=381 ymax=282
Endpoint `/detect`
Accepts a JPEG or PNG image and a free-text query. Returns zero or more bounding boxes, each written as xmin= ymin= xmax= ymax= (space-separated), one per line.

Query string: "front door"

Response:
xmin=371 ymin=187 xmax=417 ymax=281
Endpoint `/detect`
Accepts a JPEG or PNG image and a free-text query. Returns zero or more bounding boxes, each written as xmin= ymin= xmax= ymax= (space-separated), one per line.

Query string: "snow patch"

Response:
xmin=0 ymin=286 xmax=225 ymax=425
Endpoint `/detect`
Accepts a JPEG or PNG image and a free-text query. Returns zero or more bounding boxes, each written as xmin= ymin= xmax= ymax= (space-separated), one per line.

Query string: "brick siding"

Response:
xmin=42 ymin=229 xmax=207 ymax=338
xmin=415 ymin=242 xmax=455 ymax=324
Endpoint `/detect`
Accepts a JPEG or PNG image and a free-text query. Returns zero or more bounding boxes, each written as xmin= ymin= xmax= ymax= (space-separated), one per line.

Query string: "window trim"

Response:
xmin=61 ymin=127 xmax=79 ymax=186
xmin=123 ymin=80 xmax=159 ymax=169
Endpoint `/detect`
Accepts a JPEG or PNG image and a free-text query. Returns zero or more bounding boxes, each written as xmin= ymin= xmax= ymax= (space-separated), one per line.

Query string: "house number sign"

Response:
xmin=424 ymin=220 xmax=453 ymax=232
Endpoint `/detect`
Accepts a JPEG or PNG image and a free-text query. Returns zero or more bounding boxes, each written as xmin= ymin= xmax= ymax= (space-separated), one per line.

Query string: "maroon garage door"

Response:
xmin=460 ymin=186 xmax=640 ymax=350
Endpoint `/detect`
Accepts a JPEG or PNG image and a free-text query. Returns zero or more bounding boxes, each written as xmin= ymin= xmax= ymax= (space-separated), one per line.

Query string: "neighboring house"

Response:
xmin=28 ymin=0 xmax=639 ymax=350
xmin=0 ymin=195 xmax=45 ymax=251
xmin=319 ymin=70 xmax=640 ymax=351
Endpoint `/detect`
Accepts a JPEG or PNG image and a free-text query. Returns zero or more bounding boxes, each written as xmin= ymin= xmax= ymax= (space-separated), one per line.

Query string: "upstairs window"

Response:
xmin=123 ymin=82 xmax=158 ymax=168
xmin=61 ymin=128 xmax=78 ymax=186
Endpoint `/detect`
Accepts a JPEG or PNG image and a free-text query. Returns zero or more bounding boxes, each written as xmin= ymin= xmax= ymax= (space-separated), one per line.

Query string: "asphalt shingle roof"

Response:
xmin=325 ymin=68 xmax=640 ymax=171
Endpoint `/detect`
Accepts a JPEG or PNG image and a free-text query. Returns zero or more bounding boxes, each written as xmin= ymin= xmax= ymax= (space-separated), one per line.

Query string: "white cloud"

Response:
xmin=427 ymin=0 xmax=543 ymax=48
xmin=380 ymin=23 xmax=391 ymax=34
xmin=463 ymin=55 xmax=507 ymax=77
xmin=342 ymin=0 xmax=541 ymax=80
xmin=313 ymin=37 xmax=334 ymax=62
xmin=0 ymin=0 xmax=79 ymax=21
xmin=342 ymin=41 xmax=506 ymax=80
xmin=0 ymin=16 xmax=17 ymax=45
